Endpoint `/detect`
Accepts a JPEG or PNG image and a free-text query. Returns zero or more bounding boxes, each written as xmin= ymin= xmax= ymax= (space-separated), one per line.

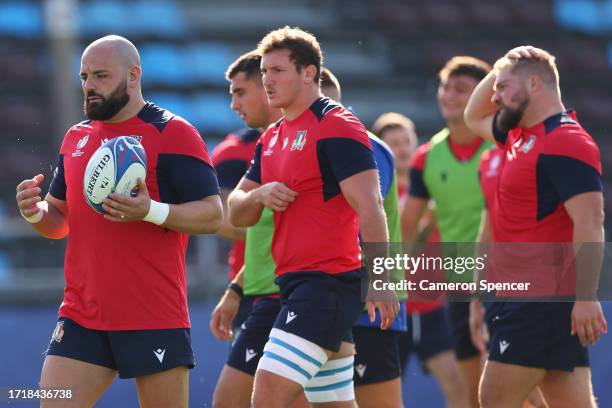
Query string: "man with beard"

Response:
xmin=401 ymin=56 xmax=491 ymax=408
xmin=14 ymin=35 xmax=222 ymax=408
xmin=465 ymin=46 xmax=607 ymax=407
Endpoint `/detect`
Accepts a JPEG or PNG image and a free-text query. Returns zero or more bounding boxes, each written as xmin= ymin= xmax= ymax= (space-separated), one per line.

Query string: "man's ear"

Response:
xmin=527 ymin=74 xmax=541 ymax=94
xmin=303 ymin=64 xmax=317 ymax=84
xmin=128 ymin=65 xmax=141 ymax=86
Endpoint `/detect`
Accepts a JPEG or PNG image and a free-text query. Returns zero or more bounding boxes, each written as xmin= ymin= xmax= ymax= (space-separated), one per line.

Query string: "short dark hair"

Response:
xmin=320 ymin=67 xmax=341 ymax=100
xmin=225 ymin=49 xmax=262 ymax=81
xmin=439 ymin=56 xmax=491 ymax=83
xmin=258 ymin=26 xmax=323 ymax=82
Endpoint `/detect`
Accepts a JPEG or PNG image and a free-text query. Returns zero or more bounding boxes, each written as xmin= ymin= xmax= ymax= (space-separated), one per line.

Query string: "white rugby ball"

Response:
xmin=83 ymin=136 xmax=147 ymax=214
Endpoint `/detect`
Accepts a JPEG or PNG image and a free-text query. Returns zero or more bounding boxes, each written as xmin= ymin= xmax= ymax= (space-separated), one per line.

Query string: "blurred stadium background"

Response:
xmin=0 ymin=0 xmax=611 ymax=406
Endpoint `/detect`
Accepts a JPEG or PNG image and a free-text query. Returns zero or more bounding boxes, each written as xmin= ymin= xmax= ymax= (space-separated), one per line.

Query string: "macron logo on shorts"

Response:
xmin=286 ymin=311 xmax=298 ymax=324
xmin=499 ymin=340 xmax=510 ymax=355
xmin=154 ymin=348 xmax=166 ymax=363
xmin=355 ymin=364 xmax=367 ymax=378
xmin=245 ymin=348 xmax=257 ymax=363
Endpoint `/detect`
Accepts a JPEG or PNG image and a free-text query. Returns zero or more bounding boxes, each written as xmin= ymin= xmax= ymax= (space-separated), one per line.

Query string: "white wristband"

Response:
xmin=144 ymin=200 xmax=170 ymax=225
xmin=20 ymin=201 xmax=48 ymax=224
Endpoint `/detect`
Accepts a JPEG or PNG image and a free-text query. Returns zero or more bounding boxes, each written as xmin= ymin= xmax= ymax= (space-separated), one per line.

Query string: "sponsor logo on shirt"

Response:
xmin=264 ymin=132 xmax=279 ymax=156
xmin=72 ymin=134 xmax=89 ymax=157
xmin=291 ymin=130 xmax=307 ymax=151
xmin=519 ymin=135 xmax=536 ymax=154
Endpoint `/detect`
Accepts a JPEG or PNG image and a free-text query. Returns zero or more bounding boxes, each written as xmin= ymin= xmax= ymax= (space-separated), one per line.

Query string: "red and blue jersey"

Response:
xmin=245 ymin=97 xmax=376 ymax=276
xmin=490 ymin=110 xmax=602 ymax=297
xmin=479 ymin=146 xmax=504 ymax=217
xmin=49 ymin=102 xmax=219 ymax=330
xmin=212 ymin=128 xmax=260 ymax=280
xmin=491 ymin=110 xmax=602 ymax=243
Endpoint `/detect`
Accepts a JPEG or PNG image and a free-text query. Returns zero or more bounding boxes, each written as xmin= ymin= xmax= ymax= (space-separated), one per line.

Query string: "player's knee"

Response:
xmin=304 ymin=356 xmax=355 ymax=404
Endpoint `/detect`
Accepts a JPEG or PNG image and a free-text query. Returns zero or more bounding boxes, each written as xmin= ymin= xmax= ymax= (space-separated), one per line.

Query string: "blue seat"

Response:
xmin=146 ymin=92 xmax=190 ymax=120
xmin=190 ymin=94 xmax=242 ymax=132
xmin=0 ymin=1 xmax=42 ymax=38
xmin=140 ymin=44 xmax=190 ymax=86
xmin=130 ymin=0 xmax=186 ymax=37
xmin=553 ymin=0 xmax=611 ymax=34
xmin=186 ymin=43 xmax=234 ymax=85
xmin=79 ymin=0 xmax=127 ymax=36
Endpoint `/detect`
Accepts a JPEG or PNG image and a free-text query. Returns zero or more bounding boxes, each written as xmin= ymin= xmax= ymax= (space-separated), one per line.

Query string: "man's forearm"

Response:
xmin=573 ymin=222 xmax=604 ymax=300
xmin=464 ymin=71 xmax=498 ymax=134
xmin=32 ymin=200 xmax=69 ymax=239
xmin=231 ymin=266 xmax=245 ymax=288
xmin=163 ymin=195 xmax=223 ymax=234
xmin=228 ymin=188 xmax=265 ymax=227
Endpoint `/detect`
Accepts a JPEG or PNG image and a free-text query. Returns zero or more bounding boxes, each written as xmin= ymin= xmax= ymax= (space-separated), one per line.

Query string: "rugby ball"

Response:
xmin=83 ymin=136 xmax=147 ymax=213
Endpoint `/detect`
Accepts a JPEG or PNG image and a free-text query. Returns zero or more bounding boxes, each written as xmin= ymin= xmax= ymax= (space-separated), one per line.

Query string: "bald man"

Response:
xmin=15 ymin=35 xmax=223 ymax=408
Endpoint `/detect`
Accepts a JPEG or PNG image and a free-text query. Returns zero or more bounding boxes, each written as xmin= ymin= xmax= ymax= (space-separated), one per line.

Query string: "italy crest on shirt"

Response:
xmin=291 ymin=130 xmax=307 ymax=151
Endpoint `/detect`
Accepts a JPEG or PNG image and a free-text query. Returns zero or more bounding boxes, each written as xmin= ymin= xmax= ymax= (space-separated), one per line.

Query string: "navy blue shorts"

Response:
xmin=447 ymin=302 xmax=480 ymax=360
xmin=45 ymin=318 xmax=195 ymax=379
xmin=274 ymin=270 xmax=363 ymax=352
xmin=231 ymin=295 xmax=255 ymax=341
xmin=353 ymin=326 xmax=402 ymax=386
xmin=227 ymin=296 xmax=280 ymax=375
xmin=399 ymin=307 xmax=453 ymax=374
xmin=487 ymin=302 xmax=589 ymax=371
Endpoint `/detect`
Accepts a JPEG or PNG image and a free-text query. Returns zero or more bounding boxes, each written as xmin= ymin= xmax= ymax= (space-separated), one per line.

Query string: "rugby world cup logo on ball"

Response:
xmin=83 ymin=136 xmax=147 ymax=213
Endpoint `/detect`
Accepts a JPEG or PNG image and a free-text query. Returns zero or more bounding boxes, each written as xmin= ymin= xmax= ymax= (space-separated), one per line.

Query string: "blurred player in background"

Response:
xmin=211 ymin=50 xmax=282 ymax=339
xmin=229 ymin=26 xmax=398 ymax=407
xmin=14 ymin=35 xmax=222 ymax=408
xmin=210 ymin=50 xmax=309 ymax=408
xmin=374 ymin=113 xmax=469 ymax=408
xmin=401 ymin=56 xmax=492 ymax=408
xmin=371 ymin=113 xmax=417 ymax=208
xmin=465 ymin=45 xmax=607 ymax=408
xmin=320 ymin=68 xmax=407 ymax=408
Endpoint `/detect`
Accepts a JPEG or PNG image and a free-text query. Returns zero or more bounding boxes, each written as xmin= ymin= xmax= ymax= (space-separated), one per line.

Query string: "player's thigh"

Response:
xmin=479 ymin=360 xmax=545 ymax=408
xmin=252 ymin=368 xmax=305 ymax=408
xmin=354 ymin=378 xmax=402 ymax=408
xmin=213 ymin=365 xmax=254 ymax=408
xmin=352 ymin=327 xmax=402 ymax=408
xmin=425 ymin=350 xmax=467 ymax=400
xmin=538 ymin=367 xmax=596 ymax=408
xmin=40 ymin=355 xmax=116 ymax=408
xmin=135 ymin=365 xmax=189 ymax=408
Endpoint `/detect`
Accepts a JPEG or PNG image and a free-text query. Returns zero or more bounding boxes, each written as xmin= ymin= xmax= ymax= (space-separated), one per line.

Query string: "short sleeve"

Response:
xmin=538 ymin=129 xmax=602 ymax=202
xmin=215 ymin=160 xmax=249 ymax=189
xmin=244 ymin=143 xmax=263 ymax=184
xmin=160 ymin=119 xmax=213 ymax=166
xmin=157 ymin=118 xmax=219 ymax=203
xmin=49 ymin=154 xmax=66 ymax=200
xmin=159 ymin=155 xmax=220 ymax=203
xmin=408 ymin=144 xmax=430 ymax=199
xmin=318 ymin=114 xmax=376 ymax=182
xmin=370 ymin=135 xmax=395 ymax=197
